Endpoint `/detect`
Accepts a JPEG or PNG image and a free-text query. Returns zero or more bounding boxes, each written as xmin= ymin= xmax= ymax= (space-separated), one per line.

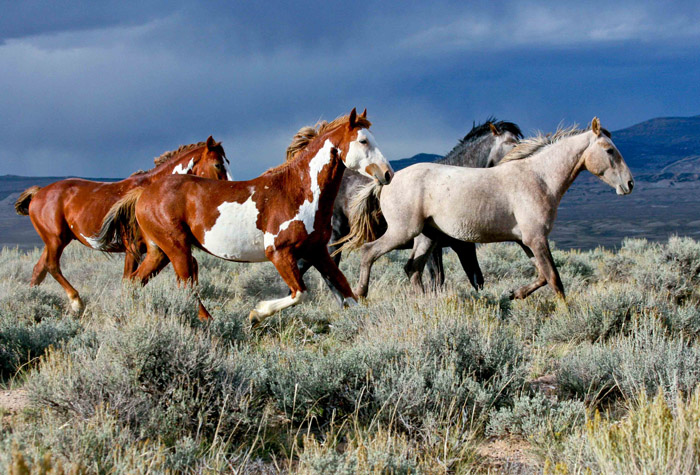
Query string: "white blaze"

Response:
xmin=172 ymin=158 xmax=195 ymax=174
xmin=202 ymin=195 xmax=267 ymax=262
xmin=344 ymin=129 xmax=390 ymax=179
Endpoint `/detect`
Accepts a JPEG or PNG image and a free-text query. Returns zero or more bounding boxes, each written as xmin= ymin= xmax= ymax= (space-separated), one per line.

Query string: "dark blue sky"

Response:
xmin=1 ymin=1 xmax=699 ymax=178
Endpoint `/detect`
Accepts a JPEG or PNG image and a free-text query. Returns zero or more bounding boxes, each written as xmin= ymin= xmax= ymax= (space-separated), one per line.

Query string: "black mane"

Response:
xmin=459 ymin=117 xmax=523 ymax=144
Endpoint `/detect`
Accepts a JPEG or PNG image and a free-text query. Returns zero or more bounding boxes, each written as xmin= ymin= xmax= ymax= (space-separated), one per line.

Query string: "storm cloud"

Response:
xmin=1 ymin=1 xmax=699 ymax=178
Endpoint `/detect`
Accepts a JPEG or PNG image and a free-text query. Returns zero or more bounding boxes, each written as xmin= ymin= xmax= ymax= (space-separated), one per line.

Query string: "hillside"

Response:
xmin=613 ymin=115 xmax=700 ymax=171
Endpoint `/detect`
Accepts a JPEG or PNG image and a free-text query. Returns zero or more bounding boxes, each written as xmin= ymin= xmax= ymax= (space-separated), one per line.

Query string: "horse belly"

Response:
xmin=201 ymin=197 xmax=267 ymax=262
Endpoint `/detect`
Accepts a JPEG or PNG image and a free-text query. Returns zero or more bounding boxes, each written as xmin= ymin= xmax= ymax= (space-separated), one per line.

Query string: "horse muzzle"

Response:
xmin=616 ymin=179 xmax=634 ymax=195
xmin=366 ymin=163 xmax=394 ymax=185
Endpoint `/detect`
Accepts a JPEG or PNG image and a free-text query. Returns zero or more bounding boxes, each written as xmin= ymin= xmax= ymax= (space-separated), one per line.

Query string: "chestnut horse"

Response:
xmin=97 ymin=109 xmax=394 ymax=325
xmin=14 ymin=136 xmax=231 ymax=313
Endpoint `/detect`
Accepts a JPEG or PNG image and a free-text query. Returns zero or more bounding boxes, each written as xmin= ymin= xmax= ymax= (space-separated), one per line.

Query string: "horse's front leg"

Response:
xmin=250 ymin=249 xmax=307 ymax=327
xmin=512 ymin=238 xmax=564 ymax=299
xmin=308 ymin=247 xmax=357 ymax=308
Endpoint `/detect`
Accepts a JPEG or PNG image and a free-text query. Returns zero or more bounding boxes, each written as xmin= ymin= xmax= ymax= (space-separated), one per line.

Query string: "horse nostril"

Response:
xmin=628 ymin=180 xmax=634 ymax=191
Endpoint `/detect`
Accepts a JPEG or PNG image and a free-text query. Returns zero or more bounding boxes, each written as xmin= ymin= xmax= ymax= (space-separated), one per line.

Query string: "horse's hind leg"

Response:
xmin=451 ymin=241 xmax=484 ymax=291
xmin=43 ymin=238 xmax=83 ymax=313
xmin=356 ymin=227 xmax=417 ymax=298
xmin=166 ymin=245 xmax=212 ymax=322
xmin=425 ymin=247 xmax=445 ymax=290
xmin=404 ymin=234 xmax=437 ymax=294
xmin=250 ymin=249 xmax=307 ymax=327
xmin=30 ymin=248 xmax=49 ymax=286
xmin=131 ymin=243 xmax=170 ymax=285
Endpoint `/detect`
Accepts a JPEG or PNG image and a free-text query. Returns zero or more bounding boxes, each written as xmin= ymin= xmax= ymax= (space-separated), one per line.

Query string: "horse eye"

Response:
xmin=214 ymin=163 xmax=223 ymax=170
xmin=359 ymin=139 xmax=368 ymax=145
xmin=606 ymin=148 xmax=614 ymax=155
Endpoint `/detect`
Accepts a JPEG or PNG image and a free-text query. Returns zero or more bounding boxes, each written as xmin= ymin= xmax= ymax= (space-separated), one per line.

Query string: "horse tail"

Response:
xmin=332 ymin=181 xmax=384 ymax=256
xmin=14 ymin=186 xmax=41 ymax=215
xmin=95 ymin=188 xmax=144 ymax=253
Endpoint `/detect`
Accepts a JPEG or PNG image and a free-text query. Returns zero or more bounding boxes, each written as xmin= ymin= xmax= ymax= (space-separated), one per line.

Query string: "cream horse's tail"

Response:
xmin=333 ymin=181 xmax=384 ymax=255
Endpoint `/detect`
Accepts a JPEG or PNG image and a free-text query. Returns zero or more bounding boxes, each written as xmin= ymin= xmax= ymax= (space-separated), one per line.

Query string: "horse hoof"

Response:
xmin=69 ymin=298 xmax=84 ymax=314
xmin=249 ymin=310 xmax=262 ymax=329
xmin=343 ymin=297 xmax=359 ymax=308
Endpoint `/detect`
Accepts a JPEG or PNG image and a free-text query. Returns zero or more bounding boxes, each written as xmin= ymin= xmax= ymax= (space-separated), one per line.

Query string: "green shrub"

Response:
xmin=486 ymin=392 xmax=586 ymax=446
xmin=556 ymin=320 xmax=700 ymax=403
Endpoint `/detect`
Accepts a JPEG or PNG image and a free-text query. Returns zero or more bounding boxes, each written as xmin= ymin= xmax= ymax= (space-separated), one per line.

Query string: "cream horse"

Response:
xmin=344 ymin=118 xmax=634 ymax=299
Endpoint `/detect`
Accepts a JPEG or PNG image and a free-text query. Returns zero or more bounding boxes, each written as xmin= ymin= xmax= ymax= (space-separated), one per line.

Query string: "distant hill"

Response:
xmin=606 ymin=115 xmax=700 ymax=172
xmin=390 ymin=153 xmax=443 ymax=171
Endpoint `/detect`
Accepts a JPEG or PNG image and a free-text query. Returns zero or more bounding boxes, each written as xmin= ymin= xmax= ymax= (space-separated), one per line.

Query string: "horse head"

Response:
xmin=581 ymin=117 xmax=634 ymax=195
xmin=486 ymin=121 xmax=522 ymax=167
xmin=339 ymin=108 xmax=394 ymax=185
xmin=191 ymin=136 xmax=232 ymax=180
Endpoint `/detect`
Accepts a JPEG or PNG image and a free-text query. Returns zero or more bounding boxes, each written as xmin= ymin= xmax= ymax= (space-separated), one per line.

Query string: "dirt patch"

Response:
xmin=476 ymin=437 xmax=538 ymax=474
xmin=0 ymin=389 xmax=29 ymax=414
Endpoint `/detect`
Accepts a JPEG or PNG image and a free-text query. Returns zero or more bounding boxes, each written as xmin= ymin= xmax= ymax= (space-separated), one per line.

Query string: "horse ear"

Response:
xmin=591 ymin=117 xmax=601 ymax=136
xmin=360 ymin=108 xmax=367 ymax=118
xmin=489 ymin=123 xmax=501 ymax=136
xmin=206 ymin=135 xmax=216 ymax=150
xmin=348 ymin=108 xmax=357 ymax=129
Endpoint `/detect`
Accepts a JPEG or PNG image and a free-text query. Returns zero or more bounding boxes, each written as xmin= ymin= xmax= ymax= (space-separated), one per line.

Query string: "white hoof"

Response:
xmin=343 ymin=297 xmax=358 ymax=308
xmin=69 ymin=297 xmax=84 ymax=314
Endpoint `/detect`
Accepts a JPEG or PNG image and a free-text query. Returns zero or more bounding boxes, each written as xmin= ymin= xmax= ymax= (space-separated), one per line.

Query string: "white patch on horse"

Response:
xmin=266 ymin=140 xmax=335 ymax=247
xmin=254 ymin=290 xmax=305 ymax=319
xmin=81 ymin=233 xmax=103 ymax=250
xmin=172 ymin=158 xmax=194 ymax=174
xmin=202 ymin=195 xmax=267 ymax=262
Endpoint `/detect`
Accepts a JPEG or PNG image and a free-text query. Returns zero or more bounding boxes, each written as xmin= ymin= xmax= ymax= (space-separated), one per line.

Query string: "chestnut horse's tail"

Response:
xmin=14 ymin=186 xmax=41 ymax=216
xmin=332 ymin=181 xmax=384 ymax=256
xmin=95 ymin=188 xmax=145 ymax=253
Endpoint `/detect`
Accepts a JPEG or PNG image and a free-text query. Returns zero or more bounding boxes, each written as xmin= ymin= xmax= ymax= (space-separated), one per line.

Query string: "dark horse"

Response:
xmin=14 ymin=137 xmax=230 ymax=313
xmin=294 ymin=118 xmax=521 ymax=303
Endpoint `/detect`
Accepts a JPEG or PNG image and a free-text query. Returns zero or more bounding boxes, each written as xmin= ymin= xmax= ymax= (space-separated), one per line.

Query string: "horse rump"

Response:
xmin=95 ymin=188 xmax=145 ymax=254
xmin=14 ymin=186 xmax=42 ymax=216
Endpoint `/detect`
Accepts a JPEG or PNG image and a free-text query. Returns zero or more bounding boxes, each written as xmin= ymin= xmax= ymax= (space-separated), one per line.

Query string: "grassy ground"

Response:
xmin=0 ymin=237 xmax=699 ymax=473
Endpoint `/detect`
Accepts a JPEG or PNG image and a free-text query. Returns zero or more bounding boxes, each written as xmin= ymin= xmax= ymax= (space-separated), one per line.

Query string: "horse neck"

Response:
xmin=288 ymin=139 xmax=346 ymax=219
xmin=151 ymin=148 xmax=204 ymax=178
xmin=527 ymin=132 xmax=592 ymax=202
xmin=442 ymin=135 xmax=491 ymax=167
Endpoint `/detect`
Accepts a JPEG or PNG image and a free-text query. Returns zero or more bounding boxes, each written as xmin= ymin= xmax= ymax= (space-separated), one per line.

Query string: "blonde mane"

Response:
xmin=153 ymin=142 xmax=206 ymax=166
xmin=499 ymin=125 xmax=584 ymax=164
xmin=284 ymin=114 xmax=373 ymax=162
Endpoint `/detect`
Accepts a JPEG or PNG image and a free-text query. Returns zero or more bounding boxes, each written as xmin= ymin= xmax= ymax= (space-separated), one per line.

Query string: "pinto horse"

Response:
xmin=290 ymin=118 xmax=521 ymax=303
xmin=344 ymin=118 xmax=634 ymax=300
xmin=97 ymin=109 xmax=394 ymax=325
xmin=14 ymin=136 xmax=231 ymax=313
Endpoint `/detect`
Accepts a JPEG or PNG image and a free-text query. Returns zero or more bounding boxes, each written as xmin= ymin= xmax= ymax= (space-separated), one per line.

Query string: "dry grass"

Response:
xmin=0 ymin=237 xmax=698 ymax=473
